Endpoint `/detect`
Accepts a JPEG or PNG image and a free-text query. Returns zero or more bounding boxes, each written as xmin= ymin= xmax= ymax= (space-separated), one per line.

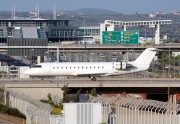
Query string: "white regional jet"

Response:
xmin=24 ymin=48 xmax=157 ymax=81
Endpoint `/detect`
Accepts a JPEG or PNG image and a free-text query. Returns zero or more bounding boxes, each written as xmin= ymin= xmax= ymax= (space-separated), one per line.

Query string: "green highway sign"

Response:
xmin=102 ymin=30 xmax=139 ymax=45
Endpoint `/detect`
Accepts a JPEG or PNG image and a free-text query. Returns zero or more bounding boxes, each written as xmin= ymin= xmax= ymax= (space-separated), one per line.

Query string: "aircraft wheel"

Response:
xmin=91 ymin=77 xmax=97 ymax=81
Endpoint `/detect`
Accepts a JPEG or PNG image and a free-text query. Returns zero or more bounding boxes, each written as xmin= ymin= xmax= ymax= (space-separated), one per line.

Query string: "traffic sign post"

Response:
xmin=102 ymin=30 xmax=139 ymax=45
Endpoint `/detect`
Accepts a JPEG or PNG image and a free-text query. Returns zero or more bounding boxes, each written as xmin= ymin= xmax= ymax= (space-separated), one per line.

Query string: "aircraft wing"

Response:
xmin=73 ymin=73 xmax=107 ymax=77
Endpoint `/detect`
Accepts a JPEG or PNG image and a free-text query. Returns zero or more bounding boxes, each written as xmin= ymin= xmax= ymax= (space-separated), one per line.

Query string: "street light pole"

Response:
xmin=84 ymin=17 xmax=85 ymax=41
xmin=173 ymin=54 xmax=175 ymax=78
xmin=64 ymin=31 xmax=66 ymax=41
xmin=59 ymin=30 xmax=60 ymax=42
xmin=68 ymin=30 xmax=70 ymax=41
xmin=31 ymin=49 xmax=34 ymax=65
xmin=0 ymin=30 xmax=2 ymax=43
xmin=168 ymin=48 xmax=170 ymax=102
xmin=73 ymin=30 xmax=75 ymax=41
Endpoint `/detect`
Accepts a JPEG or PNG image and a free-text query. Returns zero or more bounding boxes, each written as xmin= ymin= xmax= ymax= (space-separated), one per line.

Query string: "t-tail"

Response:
xmin=134 ymin=48 xmax=158 ymax=65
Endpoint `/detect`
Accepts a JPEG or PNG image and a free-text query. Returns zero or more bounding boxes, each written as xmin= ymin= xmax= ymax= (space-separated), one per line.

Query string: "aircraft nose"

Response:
xmin=24 ymin=69 xmax=31 ymax=75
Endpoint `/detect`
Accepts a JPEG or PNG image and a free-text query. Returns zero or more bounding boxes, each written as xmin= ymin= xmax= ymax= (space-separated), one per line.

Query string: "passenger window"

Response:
xmin=66 ymin=67 xmax=67 ymax=69
xmin=57 ymin=67 xmax=59 ymax=69
xmin=90 ymin=67 xmax=91 ymax=69
xmin=98 ymin=67 xmax=99 ymax=69
xmin=74 ymin=67 xmax=75 ymax=69
xmin=82 ymin=67 xmax=83 ymax=69
xmin=94 ymin=67 xmax=95 ymax=69
xmin=102 ymin=67 xmax=104 ymax=69
xmin=78 ymin=67 xmax=79 ymax=69
xmin=70 ymin=67 xmax=71 ymax=69
xmin=86 ymin=67 xmax=88 ymax=69
xmin=61 ymin=67 xmax=63 ymax=69
xmin=53 ymin=67 xmax=55 ymax=69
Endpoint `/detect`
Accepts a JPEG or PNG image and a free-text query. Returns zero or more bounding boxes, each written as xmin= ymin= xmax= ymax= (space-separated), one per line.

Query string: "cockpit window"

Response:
xmin=31 ymin=65 xmax=42 ymax=68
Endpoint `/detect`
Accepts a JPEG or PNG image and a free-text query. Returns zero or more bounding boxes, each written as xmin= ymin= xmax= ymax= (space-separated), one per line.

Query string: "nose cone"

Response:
xmin=24 ymin=69 xmax=31 ymax=75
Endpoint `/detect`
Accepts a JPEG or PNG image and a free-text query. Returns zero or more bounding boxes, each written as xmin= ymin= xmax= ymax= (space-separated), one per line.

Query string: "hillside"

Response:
xmin=0 ymin=8 xmax=180 ymax=39
xmin=74 ymin=8 xmax=120 ymax=15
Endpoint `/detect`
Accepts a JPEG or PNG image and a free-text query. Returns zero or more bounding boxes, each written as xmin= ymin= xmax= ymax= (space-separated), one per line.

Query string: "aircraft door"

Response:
xmin=43 ymin=63 xmax=51 ymax=74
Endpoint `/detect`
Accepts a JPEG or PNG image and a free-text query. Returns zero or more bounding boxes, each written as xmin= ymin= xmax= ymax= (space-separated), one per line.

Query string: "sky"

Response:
xmin=0 ymin=0 xmax=180 ymax=14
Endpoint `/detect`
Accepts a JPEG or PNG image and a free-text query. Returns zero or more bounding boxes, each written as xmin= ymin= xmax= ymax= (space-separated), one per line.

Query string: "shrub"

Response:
xmin=0 ymin=103 xmax=26 ymax=119
xmin=50 ymin=107 xmax=62 ymax=115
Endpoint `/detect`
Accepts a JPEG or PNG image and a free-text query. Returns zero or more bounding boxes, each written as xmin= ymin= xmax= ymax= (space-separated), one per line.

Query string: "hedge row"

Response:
xmin=0 ymin=103 xmax=26 ymax=119
xmin=0 ymin=90 xmax=3 ymax=103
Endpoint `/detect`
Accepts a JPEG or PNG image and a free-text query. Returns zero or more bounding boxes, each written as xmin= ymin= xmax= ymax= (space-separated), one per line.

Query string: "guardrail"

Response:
xmin=1 ymin=78 xmax=180 ymax=85
xmin=1 ymin=43 xmax=180 ymax=48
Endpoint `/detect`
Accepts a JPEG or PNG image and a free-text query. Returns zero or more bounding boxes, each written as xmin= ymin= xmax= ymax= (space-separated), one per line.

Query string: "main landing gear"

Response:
xmin=89 ymin=76 xmax=97 ymax=81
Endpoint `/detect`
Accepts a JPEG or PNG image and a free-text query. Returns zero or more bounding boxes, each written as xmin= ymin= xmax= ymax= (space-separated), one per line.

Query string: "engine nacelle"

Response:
xmin=114 ymin=62 xmax=126 ymax=70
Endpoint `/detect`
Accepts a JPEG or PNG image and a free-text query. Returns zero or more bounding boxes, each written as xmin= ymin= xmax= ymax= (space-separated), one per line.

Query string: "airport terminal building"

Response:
xmin=0 ymin=19 xmax=79 ymax=56
xmin=0 ymin=19 xmax=78 ymax=43
xmin=0 ymin=19 xmax=101 ymax=50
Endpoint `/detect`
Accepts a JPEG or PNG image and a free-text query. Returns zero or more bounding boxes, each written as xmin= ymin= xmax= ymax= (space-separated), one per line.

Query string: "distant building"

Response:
xmin=172 ymin=52 xmax=180 ymax=57
xmin=173 ymin=11 xmax=180 ymax=15
xmin=156 ymin=11 xmax=165 ymax=14
xmin=149 ymin=13 xmax=156 ymax=18
xmin=77 ymin=26 xmax=100 ymax=43
xmin=28 ymin=11 xmax=37 ymax=15
xmin=56 ymin=11 xmax=66 ymax=16
xmin=0 ymin=18 xmax=78 ymax=56
xmin=163 ymin=35 xmax=168 ymax=40
xmin=0 ymin=18 xmax=77 ymax=43
xmin=149 ymin=11 xmax=166 ymax=18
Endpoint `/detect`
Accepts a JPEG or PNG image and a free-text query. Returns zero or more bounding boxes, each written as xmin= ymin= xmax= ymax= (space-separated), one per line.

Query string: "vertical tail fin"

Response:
xmin=134 ymin=48 xmax=157 ymax=65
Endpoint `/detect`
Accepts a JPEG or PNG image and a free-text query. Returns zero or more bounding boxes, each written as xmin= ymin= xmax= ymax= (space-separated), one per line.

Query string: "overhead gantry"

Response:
xmin=103 ymin=20 xmax=172 ymax=44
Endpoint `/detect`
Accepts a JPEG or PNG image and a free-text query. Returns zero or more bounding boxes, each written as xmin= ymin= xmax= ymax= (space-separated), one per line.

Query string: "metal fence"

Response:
xmin=4 ymin=89 xmax=53 ymax=124
xmin=50 ymin=115 xmax=64 ymax=124
xmin=3 ymin=89 xmax=180 ymax=124
xmin=89 ymin=95 xmax=180 ymax=124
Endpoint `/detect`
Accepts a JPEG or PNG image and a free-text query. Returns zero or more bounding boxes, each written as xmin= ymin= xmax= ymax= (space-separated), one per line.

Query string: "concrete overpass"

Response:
xmin=1 ymin=44 xmax=180 ymax=63
xmin=1 ymin=44 xmax=180 ymax=52
xmin=2 ymin=78 xmax=180 ymax=94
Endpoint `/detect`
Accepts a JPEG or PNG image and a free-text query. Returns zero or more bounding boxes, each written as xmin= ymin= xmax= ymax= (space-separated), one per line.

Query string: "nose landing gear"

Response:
xmin=89 ymin=76 xmax=97 ymax=81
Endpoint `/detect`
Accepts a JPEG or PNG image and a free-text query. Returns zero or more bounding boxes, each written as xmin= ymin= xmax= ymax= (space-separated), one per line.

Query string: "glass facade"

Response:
xmin=51 ymin=29 xmax=75 ymax=37
xmin=77 ymin=29 xmax=100 ymax=36
xmin=0 ymin=29 xmax=3 ymax=36
xmin=0 ymin=20 xmax=69 ymax=27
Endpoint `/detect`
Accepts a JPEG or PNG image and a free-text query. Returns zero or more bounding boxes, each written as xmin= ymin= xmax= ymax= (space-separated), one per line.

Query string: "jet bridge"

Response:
xmin=102 ymin=20 xmax=172 ymax=44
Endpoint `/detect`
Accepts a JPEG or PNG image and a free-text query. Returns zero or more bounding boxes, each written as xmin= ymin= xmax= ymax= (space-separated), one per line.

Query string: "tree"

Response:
xmin=71 ymin=89 xmax=81 ymax=102
xmin=40 ymin=93 xmax=54 ymax=106
xmin=90 ymin=88 xmax=97 ymax=97
xmin=59 ymin=84 xmax=82 ymax=109
xmin=61 ymin=84 xmax=71 ymax=103
xmin=86 ymin=90 xmax=89 ymax=101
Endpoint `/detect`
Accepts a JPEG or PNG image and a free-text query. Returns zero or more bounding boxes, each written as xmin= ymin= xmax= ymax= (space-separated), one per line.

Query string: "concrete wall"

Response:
xmin=16 ymin=88 xmax=62 ymax=100
xmin=6 ymin=85 xmax=63 ymax=100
